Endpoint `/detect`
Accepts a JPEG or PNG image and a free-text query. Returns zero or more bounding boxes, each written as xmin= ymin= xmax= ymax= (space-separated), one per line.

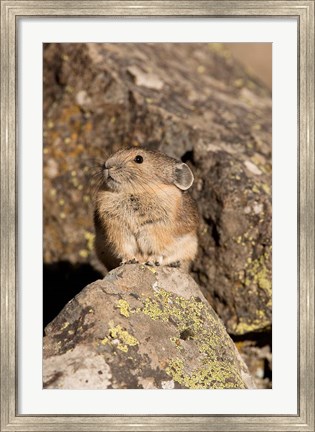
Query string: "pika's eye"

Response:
xmin=134 ymin=155 xmax=143 ymax=164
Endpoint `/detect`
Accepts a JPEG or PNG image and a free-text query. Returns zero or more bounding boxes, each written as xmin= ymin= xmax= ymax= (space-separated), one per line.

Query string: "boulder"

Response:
xmin=43 ymin=43 xmax=271 ymax=334
xmin=43 ymin=265 xmax=255 ymax=389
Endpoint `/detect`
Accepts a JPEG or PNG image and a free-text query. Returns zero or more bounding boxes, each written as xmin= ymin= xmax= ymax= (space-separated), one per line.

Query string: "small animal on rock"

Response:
xmin=93 ymin=147 xmax=199 ymax=271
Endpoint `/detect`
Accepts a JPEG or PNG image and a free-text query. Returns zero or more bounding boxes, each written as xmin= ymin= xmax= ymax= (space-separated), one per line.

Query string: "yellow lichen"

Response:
xmin=146 ymin=266 xmax=157 ymax=274
xmin=60 ymin=322 xmax=69 ymax=330
xmin=244 ymin=250 xmax=272 ymax=296
xmin=100 ymin=337 xmax=109 ymax=346
xmin=137 ymin=288 xmax=245 ymax=388
xmin=108 ymin=325 xmax=138 ymax=353
xmin=234 ymin=314 xmax=271 ymax=335
xmin=208 ymin=43 xmax=231 ymax=59
xmin=79 ymin=249 xmax=89 ymax=258
xmin=84 ymin=231 xmax=95 ymax=251
xmin=117 ymin=299 xmax=131 ymax=318
xmin=166 ymin=356 xmax=245 ymax=390
xmin=233 ymin=246 xmax=272 ymax=333
xmin=234 ymin=78 xmax=244 ymax=88
xmin=197 ymin=65 xmax=205 ymax=74
xmin=252 ymin=124 xmax=261 ymax=131
xmin=262 ymin=183 xmax=271 ymax=195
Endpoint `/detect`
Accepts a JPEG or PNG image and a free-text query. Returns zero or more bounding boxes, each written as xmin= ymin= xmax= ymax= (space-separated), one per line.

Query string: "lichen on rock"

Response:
xmin=43 ymin=265 xmax=255 ymax=389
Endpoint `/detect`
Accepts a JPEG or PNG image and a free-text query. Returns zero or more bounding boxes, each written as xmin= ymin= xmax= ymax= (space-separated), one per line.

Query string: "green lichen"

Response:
xmin=256 ymin=268 xmax=272 ymax=293
xmin=166 ymin=357 xmax=245 ymax=390
xmin=140 ymin=290 xmax=204 ymax=333
xmin=234 ymin=312 xmax=271 ymax=335
xmin=137 ymin=288 xmax=245 ymax=389
xmin=232 ymin=247 xmax=272 ymax=334
xmin=244 ymin=249 xmax=272 ymax=297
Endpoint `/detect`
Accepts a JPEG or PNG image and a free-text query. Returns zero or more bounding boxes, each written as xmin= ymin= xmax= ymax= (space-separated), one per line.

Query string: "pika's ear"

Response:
xmin=174 ymin=163 xmax=194 ymax=190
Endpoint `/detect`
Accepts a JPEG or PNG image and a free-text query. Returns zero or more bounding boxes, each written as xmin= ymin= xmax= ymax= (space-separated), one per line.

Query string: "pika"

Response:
xmin=93 ymin=147 xmax=199 ymax=271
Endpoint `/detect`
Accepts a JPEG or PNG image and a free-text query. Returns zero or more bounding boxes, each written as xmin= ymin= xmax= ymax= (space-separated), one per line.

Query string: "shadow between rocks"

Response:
xmin=231 ymin=329 xmax=272 ymax=384
xmin=43 ymin=261 xmax=103 ymax=331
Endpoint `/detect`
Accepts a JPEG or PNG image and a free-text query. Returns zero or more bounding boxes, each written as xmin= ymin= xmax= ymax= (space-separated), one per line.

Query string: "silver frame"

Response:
xmin=1 ymin=1 xmax=314 ymax=431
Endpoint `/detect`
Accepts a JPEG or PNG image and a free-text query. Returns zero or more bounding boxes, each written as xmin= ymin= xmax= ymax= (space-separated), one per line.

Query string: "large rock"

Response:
xmin=192 ymin=144 xmax=272 ymax=335
xmin=43 ymin=43 xmax=271 ymax=334
xmin=43 ymin=265 xmax=255 ymax=389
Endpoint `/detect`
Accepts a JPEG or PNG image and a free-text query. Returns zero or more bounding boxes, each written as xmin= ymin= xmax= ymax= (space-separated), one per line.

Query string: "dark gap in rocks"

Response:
xmin=205 ymin=217 xmax=221 ymax=247
xmin=179 ymin=329 xmax=194 ymax=341
xmin=213 ymin=291 xmax=228 ymax=307
xmin=231 ymin=329 xmax=272 ymax=384
xmin=54 ymin=68 xmax=63 ymax=87
xmin=181 ymin=150 xmax=194 ymax=164
xmin=43 ymin=261 xmax=103 ymax=331
xmin=264 ymin=357 xmax=272 ymax=381
xmin=231 ymin=329 xmax=272 ymax=348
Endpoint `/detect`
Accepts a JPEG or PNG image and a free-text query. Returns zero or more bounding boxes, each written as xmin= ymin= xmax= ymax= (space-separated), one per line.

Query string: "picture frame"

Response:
xmin=0 ymin=1 xmax=314 ymax=431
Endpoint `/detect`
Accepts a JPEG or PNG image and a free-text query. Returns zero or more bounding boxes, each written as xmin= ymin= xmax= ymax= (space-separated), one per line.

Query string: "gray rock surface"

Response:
xmin=43 ymin=265 xmax=255 ymax=389
xmin=43 ymin=43 xmax=271 ymax=335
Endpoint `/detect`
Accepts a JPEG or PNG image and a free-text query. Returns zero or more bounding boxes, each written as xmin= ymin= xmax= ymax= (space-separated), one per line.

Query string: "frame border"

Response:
xmin=1 ymin=1 xmax=314 ymax=431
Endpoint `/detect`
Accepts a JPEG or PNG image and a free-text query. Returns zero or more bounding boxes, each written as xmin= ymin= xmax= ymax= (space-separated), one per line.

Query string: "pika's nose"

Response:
xmin=103 ymin=168 xmax=109 ymax=180
xmin=103 ymin=160 xmax=113 ymax=180
xmin=105 ymin=158 xmax=115 ymax=169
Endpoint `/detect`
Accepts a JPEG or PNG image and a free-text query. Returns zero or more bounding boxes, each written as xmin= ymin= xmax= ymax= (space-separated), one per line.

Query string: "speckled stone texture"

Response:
xmin=43 ymin=265 xmax=255 ymax=389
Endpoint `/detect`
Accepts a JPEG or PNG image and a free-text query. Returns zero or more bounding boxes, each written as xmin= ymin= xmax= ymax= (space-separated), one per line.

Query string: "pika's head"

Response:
xmin=101 ymin=148 xmax=194 ymax=193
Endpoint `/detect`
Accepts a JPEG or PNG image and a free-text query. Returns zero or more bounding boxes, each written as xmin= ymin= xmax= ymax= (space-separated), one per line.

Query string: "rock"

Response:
xmin=43 ymin=43 xmax=271 ymax=334
xmin=192 ymin=146 xmax=272 ymax=335
xmin=234 ymin=339 xmax=272 ymax=389
xmin=43 ymin=265 xmax=255 ymax=389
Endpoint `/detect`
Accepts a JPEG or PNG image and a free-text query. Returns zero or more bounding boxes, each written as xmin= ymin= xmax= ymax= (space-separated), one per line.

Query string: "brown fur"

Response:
xmin=93 ymin=148 xmax=199 ymax=271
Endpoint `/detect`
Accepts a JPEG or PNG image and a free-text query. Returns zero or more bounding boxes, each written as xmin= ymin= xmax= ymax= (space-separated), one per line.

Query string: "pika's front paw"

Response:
xmin=120 ymin=258 xmax=139 ymax=266
xmin=168 ymin=260 xmax=181 ymax=268
xmin=145 ymin=260 xmax=162 ymax=267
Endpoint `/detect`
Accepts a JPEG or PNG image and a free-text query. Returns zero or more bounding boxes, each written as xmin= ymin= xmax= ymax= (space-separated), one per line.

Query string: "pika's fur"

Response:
xmin=93 ymin=148 xmax=199 ymax=271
